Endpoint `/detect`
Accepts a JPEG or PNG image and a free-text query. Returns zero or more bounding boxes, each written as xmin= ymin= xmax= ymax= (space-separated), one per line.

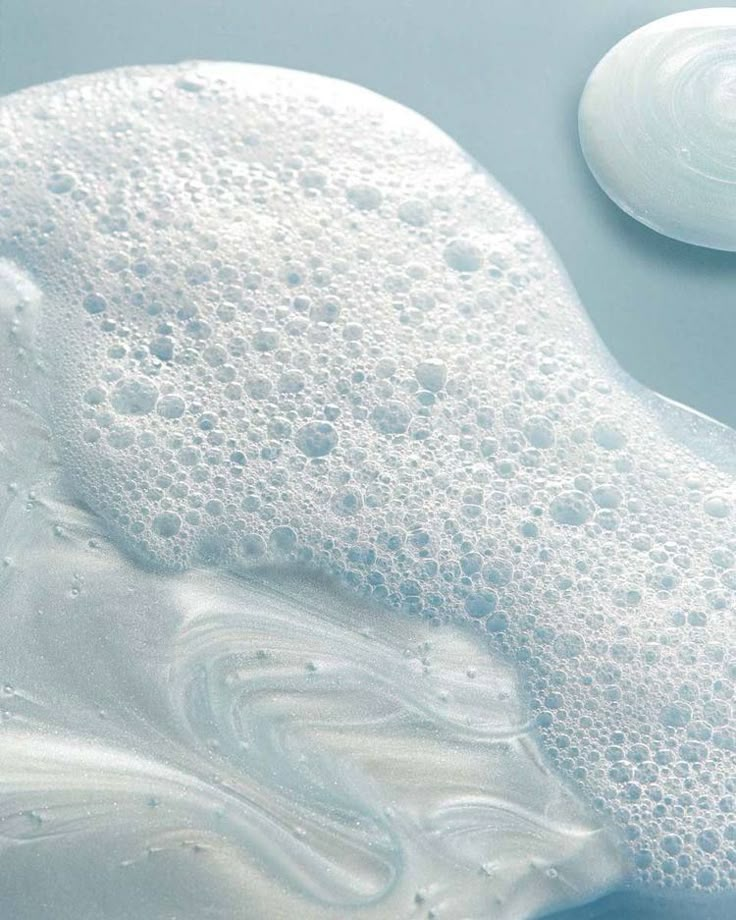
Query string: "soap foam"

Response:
xmin=2 ymin=62 xmax=736 ymax=902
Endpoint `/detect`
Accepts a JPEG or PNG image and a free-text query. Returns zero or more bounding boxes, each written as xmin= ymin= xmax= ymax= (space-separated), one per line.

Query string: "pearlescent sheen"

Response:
xmin=3 ymin=62 xmax=736 ymax=916
xmin=579 ymin=8 xmax=736 ymax=250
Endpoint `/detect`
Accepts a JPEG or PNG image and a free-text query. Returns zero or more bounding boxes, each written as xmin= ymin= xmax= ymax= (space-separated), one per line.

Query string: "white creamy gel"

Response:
xmin=580 ymin=9 xmax=736 ymax=250
xmin=0 ymin=62 xmax=735 ymax=918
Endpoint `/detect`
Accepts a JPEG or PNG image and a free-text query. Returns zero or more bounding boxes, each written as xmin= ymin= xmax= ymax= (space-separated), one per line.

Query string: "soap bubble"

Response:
xmin=443 ymin=238 xmax=483 ymax=272
xmin=294 ymin=421 xmax=338 ymax=458
xmin=111 ymin=379 xmax=158 ymax=416
xmin=549 ymin=491 xmax=594 ymax=526
xmin=152 ymin=511 xmax=181 ymax=537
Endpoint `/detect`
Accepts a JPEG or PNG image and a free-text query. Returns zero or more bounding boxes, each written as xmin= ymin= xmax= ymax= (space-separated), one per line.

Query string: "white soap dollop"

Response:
xmin=579 ymin=8 xmax=736 ymax=250
xmin=5 ymin=62 xmax=736 ymax=904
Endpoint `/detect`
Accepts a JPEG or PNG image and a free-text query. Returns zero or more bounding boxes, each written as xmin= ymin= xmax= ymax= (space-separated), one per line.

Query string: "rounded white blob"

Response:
xmin=579 ymin=8 xmax=736 ymax=250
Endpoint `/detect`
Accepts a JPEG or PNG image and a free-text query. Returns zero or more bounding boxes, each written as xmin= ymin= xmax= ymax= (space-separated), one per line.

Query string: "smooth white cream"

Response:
xmin=580 ymin=9 xmax=736 ymax=250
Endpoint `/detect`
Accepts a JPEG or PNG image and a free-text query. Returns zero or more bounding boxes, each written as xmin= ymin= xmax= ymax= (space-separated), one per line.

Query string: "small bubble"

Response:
xmin=346 ymin=184 xmax=382 ymax=210
xmin=184 ymin=262 xmax=211 ymax=285
xmin=269 ymin=526 xmax=297 ymax=554
xmin=240 ymin=533 xmax=266 ymax=559
xmin=398 ymin=199 xmax=431 ymax=227
xmin=443 ymin=238 xmax=483 ymax=272
xmin=111 ymin=378 xmax=158 ymax=415
xmin=549 ymin=490 xmax=594 ymax=526
xmin=369 ymin=401 xmax=412 ymax=435
xmin=152 ymin=512 xmax=181 ymax=537
xmin=465 ymin=590 xmax=497 ymax=618
xmin=46 ymin=172 xmax=75 ymax=194
xmin=294 ymin=421 xmax=338 ymax=458
xmin=593 ymin=419 xmax=627 ymax=450
xmin=704 ymin=494 xmax=731 ymax=519
xmin=660 ymin=702 xmax=691 ymax=728
xmin=157 ymin=394 xmax=186 ymax=420
xmin=83 ymin=293 xmax=107 ymax=315
xmin=414 ymin=358 xmax=447 ymax=393
xmin=175 ymin=75 xmax=205 ymax=92
xmin=299 ymin=169 xmax=327 ymax=190
xmin=553 ymin=632 xmax=585 ymax=658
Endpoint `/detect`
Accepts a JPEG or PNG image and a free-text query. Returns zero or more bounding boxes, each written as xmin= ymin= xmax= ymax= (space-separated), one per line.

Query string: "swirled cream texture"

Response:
xmin=579 ymin=8 xmax=736 ymax=250
xmin=0 ymin=369 xmax=621 ymax=920
xmin=1 ymin=62 xmax=736 ymax=916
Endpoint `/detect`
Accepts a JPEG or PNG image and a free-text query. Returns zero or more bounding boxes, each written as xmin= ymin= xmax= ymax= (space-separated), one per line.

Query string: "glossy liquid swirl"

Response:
xmin=580 ymin=9 xmax=736 ymax=249
xmin=0 ymin=413 xmax=620 ymax=917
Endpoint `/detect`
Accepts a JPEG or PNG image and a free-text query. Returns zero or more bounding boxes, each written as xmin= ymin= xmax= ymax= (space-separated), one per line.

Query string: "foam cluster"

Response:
xmin=2 ymin=62 xmax=736 ymax=895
